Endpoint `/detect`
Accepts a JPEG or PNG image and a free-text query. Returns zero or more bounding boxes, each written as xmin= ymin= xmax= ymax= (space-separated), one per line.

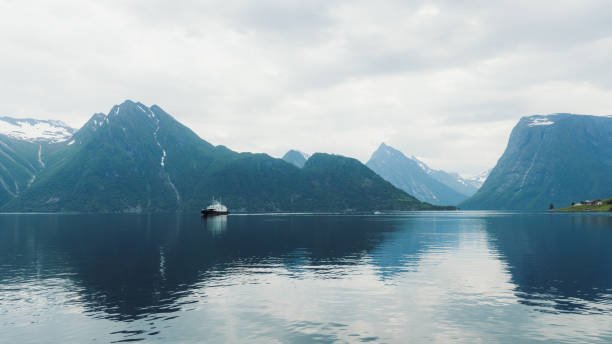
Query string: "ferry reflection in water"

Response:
xmin=203 ymin=214 xmax=228 ymax=235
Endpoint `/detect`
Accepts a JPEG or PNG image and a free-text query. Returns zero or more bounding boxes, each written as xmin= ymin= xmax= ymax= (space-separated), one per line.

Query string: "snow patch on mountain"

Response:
xmin=463 ymin=169 xmax=491 ymax=188
xmin=0 ymin=117 xmax=75 ymax=143
xmin=37 ymin=144 xmax=45 ymax=168
xmin=150 ymin=107 xmax=180 ymax=204
xmin=527 ymin=116 xmax=554 ymax=127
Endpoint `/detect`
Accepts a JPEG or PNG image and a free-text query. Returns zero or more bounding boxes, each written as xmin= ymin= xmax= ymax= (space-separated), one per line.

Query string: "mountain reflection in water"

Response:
xmin=1 ymin=212 xmax=611 ymax=343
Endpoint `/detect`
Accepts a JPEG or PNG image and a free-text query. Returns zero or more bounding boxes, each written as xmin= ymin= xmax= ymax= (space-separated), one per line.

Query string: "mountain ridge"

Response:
xmin=2 ymin=101 xmax=448 ymax=213
xmin=366 ymin=143 xmax=468 ymax=205
xmin=407 ymin=155 xmax=482 ymax=196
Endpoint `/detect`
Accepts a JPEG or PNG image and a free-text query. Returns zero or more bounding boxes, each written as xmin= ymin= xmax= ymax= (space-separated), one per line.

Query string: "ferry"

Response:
xmin=201 ymin=199 xmax=229 ymax=216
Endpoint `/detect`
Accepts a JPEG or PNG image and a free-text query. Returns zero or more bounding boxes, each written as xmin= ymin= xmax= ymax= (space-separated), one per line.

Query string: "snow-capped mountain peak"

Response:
xmin=0 ymin=117 xmax=75 ymax=143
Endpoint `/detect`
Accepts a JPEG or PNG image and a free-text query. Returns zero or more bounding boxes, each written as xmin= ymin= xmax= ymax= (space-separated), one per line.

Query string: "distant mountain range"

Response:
xmin=0 ymin=101 xmax=450 ymax=213
xmin=366 ymin=143 xmax=487 ymax=206
xmin=409 ymin=155 xmax=488 ymax=196
xmin=461 ymin=114 xmax=612 ymax=210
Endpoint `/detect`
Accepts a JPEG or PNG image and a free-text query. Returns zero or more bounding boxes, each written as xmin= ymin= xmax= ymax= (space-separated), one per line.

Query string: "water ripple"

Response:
xmin=1 ymin=213 xmax=612 ymax=342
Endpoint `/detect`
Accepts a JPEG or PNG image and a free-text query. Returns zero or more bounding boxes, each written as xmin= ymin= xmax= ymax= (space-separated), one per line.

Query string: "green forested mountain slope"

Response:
xmin=3 ymin=100 xmax=442 ymax=213
xmin=0 ymin=136 xmax=41 ymax=204
xmin=0 ymin=114 xmax=79 ymax=206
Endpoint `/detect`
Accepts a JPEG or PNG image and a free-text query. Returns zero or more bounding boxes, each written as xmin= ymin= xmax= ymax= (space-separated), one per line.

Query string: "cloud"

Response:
xmin=1 ymin=0 xmax=612 ymax=174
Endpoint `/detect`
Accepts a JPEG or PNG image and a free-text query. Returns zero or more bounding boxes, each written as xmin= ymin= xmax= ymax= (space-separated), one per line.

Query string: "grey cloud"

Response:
xmin=1 ymin=0 xmax=612 ymax=175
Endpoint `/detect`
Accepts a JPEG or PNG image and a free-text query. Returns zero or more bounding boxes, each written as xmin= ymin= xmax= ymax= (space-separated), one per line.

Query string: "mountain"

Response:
xmin=366 ymin=143 xmax=469 ymax=205
xmin=409 ymin=156 xmax=480 ymax=197
xmin=0 ymin=118 xmax=75 ymax=204
xmin=282 ymin=149 xmax=309 ymax=168
xmin=2 ymin=101 xmax=446 ymax=213
xmin=0 ymin=136 xmax=40 ymax=204
xmin=461 ymin=114 xmax=612 ymax=210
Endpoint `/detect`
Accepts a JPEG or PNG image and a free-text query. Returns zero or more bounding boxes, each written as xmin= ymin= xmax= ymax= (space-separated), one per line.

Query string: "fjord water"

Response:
xmin=1 ymin=213 xmax=611 ymax=343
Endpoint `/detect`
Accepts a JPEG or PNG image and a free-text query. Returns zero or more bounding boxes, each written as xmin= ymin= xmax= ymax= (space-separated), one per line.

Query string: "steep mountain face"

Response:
xmin=366 ymin=143 xmax=468 ymax=206
xmin=282 ymin=149 xmax=309 ymax=168
xmin=0 ymin=117 xmax=75 ymax=204
xmin=0 ymin=117 xmax=74 ymax=204
xmin=6 ymin=101 xmax=212 ymax=212
xmin=409 ymin=156 xmax=480 ymax=197
xmin=461 ymin=114 xmax=612 ymax=210
xmin=3 ymin=101 xmax=442 ymax=213
xmin=0 ymin=136 xmax=40 ymax=204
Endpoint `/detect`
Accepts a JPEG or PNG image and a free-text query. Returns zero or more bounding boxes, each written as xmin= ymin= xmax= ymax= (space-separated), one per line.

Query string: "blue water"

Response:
xmin=1 ymin=212 xmax=611 ymax=343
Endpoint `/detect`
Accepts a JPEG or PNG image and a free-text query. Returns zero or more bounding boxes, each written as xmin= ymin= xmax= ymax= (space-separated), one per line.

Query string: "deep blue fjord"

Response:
xmin=1 ymin=212 xmax=611 ymax=343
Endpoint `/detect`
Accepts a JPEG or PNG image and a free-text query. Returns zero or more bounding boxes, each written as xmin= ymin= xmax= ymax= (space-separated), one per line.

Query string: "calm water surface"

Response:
xmin=1 ymin=212 xmax=612 ymax=343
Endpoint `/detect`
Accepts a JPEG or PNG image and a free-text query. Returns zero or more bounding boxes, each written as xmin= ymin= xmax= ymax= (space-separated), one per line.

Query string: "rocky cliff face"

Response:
xmin=461 ymin=114 xmax=612 ymax=210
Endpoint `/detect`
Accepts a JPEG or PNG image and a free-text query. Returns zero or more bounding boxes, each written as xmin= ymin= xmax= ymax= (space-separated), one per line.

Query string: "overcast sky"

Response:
xmin=2 ymin=0 xmax=612 ymax=175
